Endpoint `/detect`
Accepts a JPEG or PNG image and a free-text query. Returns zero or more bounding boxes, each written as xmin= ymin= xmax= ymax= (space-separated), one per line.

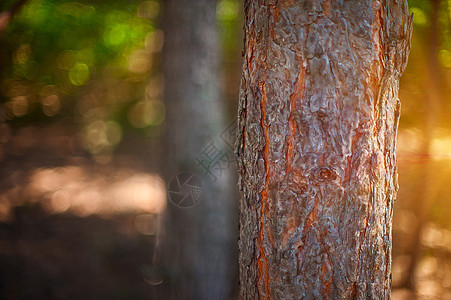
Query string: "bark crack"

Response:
xmin=257 ymin=79 xmax=271 ymax=299
xmin=285 ymin=56 xmax=305 ymax=174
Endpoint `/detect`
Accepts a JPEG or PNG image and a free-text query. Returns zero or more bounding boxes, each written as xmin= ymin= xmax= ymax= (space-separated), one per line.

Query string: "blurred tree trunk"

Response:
xmin=236 ymin=1 xmax=412 ymax=298
xmin=0 ymin=0 xmax=29 ymax=34
xmin=160 ymin=0 xmax=237 ymax=299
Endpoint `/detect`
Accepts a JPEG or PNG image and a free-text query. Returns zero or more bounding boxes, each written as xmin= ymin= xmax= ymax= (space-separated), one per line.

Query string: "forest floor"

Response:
xmin=0 ymin=122 xmax=169 ymax=299
xmin=0 ymin=122 xmax=449 ymax=299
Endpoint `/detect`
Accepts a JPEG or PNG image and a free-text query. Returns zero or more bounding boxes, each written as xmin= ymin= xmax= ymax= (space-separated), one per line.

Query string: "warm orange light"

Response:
xmin=26 ymin=166 xmax=166 ymax=217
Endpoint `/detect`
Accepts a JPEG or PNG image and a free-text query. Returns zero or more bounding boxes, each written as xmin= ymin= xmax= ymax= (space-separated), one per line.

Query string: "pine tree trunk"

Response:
xmin=236 ymin=1 xmax=412 ymax=298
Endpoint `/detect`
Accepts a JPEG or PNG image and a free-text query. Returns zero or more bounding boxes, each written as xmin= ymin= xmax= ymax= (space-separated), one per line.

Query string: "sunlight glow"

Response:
xmin=430 ymin=129 xmax=451 ymax=158
xmin=410 ymin=7 xmax=428 ymax=27
xmin=27 ymin=166 xmax=166 ymax=217
xmin=415 ymin=256 xmax=442 ymax=299
xmin=128 ymin=49 xmax=152 ymax=73
xmin=15 ymin=45 xmax=31 ymax=64
xmin=105 ymin=24 xmax=128 ymax=46
xmin=217 ymin=0 xmax=239 ymax=22
xmin=393 ymin=210 xmax=418 ymax=235
xmin=421 ymin=223 xmax=451 ymax=253
xmin=137 ymin=1 xmax=160 ymax=19
xmin=145 ymin=30 xmax=164 ymax=53
xmin=10 ymin=96 xmax=28 ymax=117
xmin=83 ymin=120 xmax=122 ymax=155
xmin=128 ymin=100 xmax=165 ymax=128
xmin=392 ymin=255 xmax=411 ymax=286
xmin=439 ymin=49 xmax=451 ymax=68
xmin=398 ymin=128 xmax=451 ymax=158
xmin=145 ymin=76 xmax=164 ymax=100
xmin=57 ymin=50 xmax=76 ymax=70
xmin=69 ymin=63 xmax=90 ymax=86
xmin=41 ymin=95 xmax=61 ymax=117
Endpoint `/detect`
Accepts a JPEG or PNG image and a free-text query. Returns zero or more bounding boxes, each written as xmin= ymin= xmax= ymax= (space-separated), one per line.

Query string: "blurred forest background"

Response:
xmin=0 ymin=0 xmax=449 ymax=299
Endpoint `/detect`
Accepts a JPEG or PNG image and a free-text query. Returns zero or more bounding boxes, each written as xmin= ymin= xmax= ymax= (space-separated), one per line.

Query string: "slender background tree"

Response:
xmin=161 ymin=0 xmax=237 ymax=299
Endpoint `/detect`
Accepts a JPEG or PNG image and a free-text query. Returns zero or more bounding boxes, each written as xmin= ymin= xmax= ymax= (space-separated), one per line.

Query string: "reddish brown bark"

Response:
xmin=237 ymin=1 xmax=412 ymax=298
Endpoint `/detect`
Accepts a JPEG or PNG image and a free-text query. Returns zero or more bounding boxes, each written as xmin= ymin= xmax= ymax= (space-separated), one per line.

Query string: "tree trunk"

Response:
xmin=236 ymin=1 xmax=412 ymax=298
xmin=161 ymin=0 xmax=237 ymax=299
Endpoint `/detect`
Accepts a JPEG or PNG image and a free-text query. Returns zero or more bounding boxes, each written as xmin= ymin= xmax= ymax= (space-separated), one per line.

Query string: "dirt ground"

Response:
xmin=0 ymin=123 xmax=169 ymax=299
xmin=1 ymin=123 xmax=450 ymax=299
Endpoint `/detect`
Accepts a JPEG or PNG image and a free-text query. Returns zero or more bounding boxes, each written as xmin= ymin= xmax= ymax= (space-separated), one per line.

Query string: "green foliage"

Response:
xmin=399 ymin=0 xmax=451 ymax=129
xmin=216 ymin=0 xmax=241 ymax=59
xmin=0 ymin=0 xmax=162 ymax=157
xmin=1 ymin=0 xmax=450 ymax=158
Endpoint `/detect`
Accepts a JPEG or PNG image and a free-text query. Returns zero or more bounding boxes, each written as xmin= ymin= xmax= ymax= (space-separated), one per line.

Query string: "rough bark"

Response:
xmin=236 ymin=0 xmax=412 ymax=299
xmin=161 ymin=0 xmax=237 ymax=299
